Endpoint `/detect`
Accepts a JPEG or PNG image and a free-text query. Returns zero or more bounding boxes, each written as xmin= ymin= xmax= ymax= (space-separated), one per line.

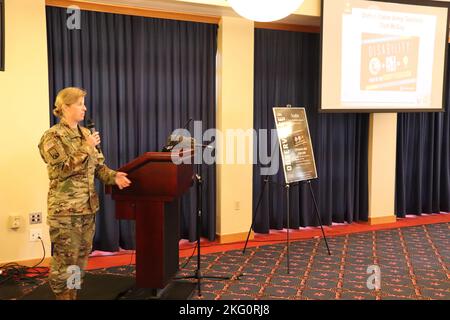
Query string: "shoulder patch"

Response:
xmin=48 ymin=146 xmax=61 ymax=160
xmin=40 ymin=129 xmax=66 ymax=164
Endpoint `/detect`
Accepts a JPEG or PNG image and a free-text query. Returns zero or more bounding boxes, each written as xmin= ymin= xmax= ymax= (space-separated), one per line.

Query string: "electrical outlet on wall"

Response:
xmin=234 ymin=201 xmax=240 ymax=211
xmin=29 ymin=229 xmax=42 ymax=242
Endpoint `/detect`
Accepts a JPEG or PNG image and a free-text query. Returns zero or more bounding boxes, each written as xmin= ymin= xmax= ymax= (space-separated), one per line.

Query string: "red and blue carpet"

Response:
xmin=3 ymin=222 xmax=449 ymax=300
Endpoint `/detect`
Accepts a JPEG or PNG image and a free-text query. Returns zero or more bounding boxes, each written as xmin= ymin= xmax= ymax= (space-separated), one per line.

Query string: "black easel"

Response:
xmin=305 ymin=179 xmax=331 ymax=256
xmin=242 ymin=140 xmax=296 ymax=274
xmin=285 ymin=183 xmax=291 ymax=273
xmin=242 ymin=147 xmax=285 ymax=255
xmin=243 ymin=105 xmax=332 ymax=275
xmin=242 ymin=175 xmax=271 ymax=253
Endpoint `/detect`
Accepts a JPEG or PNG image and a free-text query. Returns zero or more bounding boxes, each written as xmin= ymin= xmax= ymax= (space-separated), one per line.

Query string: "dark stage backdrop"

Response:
xmin=46 ymin=6 xmax=218 ymax=250
xmin=253 ymin=29 xmax=369 ymax=233
xmin=396 ymin=50 xmax=450 ymax=217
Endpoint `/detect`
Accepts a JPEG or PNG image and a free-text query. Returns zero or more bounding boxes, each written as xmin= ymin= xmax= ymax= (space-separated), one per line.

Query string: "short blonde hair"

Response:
xmin=53 ymin=87 xmax=87 ymax=118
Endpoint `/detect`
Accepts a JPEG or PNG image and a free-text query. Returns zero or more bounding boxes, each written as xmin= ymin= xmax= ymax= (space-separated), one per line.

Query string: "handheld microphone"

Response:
xmin=85 ymin=119 xmax=101 ymax=151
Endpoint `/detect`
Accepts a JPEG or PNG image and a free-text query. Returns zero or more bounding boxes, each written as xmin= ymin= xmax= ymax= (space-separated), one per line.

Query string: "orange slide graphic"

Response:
xmin=360 ymin=33 xmax=420 ymax=91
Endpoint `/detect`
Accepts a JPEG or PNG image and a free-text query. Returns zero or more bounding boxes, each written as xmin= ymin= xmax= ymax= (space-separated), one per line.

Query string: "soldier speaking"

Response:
xmin=38 ymin=87 xmax=131 ymax=300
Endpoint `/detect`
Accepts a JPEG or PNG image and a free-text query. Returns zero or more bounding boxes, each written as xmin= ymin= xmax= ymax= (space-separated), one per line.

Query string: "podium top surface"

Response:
xmin=108 ymin=150 xmax=194 ymax=200
xmin=119 ymin=150 xmax=193 ymax=174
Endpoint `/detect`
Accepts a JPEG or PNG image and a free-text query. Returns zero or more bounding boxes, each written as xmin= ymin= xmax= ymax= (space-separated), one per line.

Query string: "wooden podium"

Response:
xmin=107 ymin=151 xmax=193 ymax=289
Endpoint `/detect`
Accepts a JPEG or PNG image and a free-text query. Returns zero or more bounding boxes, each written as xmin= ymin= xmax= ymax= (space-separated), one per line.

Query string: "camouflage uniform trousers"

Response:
xmin=47 ymin=214 xmax=96 ymax=295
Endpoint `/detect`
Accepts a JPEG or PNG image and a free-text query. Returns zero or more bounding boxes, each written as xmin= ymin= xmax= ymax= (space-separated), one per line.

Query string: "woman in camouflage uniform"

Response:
xmin=38 ymin=87 xmax=131 ymax=300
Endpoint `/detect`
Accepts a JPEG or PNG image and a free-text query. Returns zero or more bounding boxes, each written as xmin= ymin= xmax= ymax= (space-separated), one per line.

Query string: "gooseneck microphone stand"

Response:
xmin=174 ymin=144 xmax=235 ymax=297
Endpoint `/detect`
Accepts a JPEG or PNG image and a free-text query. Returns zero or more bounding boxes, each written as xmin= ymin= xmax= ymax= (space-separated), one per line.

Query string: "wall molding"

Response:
xmin=255 ymin=22 xmax=320 ymax=33
xmin=45 ymin=0 xmax=220 ymax=24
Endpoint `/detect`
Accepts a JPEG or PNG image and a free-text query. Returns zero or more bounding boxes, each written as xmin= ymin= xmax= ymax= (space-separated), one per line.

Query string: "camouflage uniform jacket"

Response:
xmin=38 ymin=119 xmax=117 ymax=216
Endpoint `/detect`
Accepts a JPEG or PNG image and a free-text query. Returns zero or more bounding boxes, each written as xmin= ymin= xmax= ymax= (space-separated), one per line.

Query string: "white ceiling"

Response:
xmin=71 ymin=0 xmax=450 ymax=28
xmin=74 ymin=0 xmax=322 ymax=26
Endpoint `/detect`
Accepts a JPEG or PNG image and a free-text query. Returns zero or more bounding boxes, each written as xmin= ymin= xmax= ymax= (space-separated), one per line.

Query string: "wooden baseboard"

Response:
xmin=216 ymin=231 xmax=254 ymax=244
xmin=367 ymin=215 xmax=397 ymax=225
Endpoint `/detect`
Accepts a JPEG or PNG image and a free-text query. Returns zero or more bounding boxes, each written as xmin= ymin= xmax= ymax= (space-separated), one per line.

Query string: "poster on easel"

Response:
xmin=273 ymin=107 xmax=318 ymax=184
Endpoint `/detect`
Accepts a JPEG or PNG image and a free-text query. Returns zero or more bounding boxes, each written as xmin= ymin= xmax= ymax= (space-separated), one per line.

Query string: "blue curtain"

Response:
xmin=253 ymin=29 xmax=369 ymax=233
xmin=395 ymin=50 xmax=450 ymax=217
xmin=46 ymin=6 xmax=218 ymax=250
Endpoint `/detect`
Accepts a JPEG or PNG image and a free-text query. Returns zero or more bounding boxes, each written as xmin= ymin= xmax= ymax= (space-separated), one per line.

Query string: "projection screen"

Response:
xmin=320 ymin=0 xmax=449 ymax=112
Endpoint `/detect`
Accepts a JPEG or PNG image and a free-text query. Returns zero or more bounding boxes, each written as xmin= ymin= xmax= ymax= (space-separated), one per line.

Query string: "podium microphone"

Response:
xmin=162 ymin=118 xmax=194 ymax=152
xmin=85 ymin=118 xmax=102 ymax=152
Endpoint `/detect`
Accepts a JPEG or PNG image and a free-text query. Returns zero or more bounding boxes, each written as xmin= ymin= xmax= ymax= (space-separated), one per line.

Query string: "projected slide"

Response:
xmin=360 ymin=33 xmax=419 ymax=92
xmin=341 ymin=7 xmax=435 ymax=107
xmin=321 ymin=0 xmax=448 ymax=112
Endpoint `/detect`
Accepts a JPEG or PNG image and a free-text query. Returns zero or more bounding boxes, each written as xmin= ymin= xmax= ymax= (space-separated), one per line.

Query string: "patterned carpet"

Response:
xmin=175 ymin=222 xmax=449 ymax=300
xmin=5 ymin=223 xmax=450 ymax=300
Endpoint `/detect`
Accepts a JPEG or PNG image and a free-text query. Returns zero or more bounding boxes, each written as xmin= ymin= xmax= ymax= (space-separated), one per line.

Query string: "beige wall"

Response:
xmin=0 ymin=0 xmax=51 ymax=263
xmin=368 ymin=114 xmax=398 ymax=224
xmin=216 ymin=17 xmax=254 ymax=241
xmin=293 ymin=0 xmax=320 ymax=16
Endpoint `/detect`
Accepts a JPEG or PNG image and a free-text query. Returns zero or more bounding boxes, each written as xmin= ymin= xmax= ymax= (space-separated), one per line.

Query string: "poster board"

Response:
xmin=273 ymin=107 xmax=318 ymax=184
